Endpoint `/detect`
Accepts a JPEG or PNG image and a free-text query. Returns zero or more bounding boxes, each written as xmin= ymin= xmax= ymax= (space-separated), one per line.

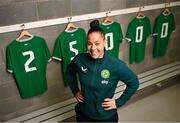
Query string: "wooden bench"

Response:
xmin=8 ymin=61 xmax=180 ymax=122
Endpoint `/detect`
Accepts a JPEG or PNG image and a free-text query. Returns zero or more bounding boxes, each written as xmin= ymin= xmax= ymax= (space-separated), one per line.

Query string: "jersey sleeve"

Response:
xmin=146 ymin=17 xmax=152 ymax=37
xmin=171 ymin=14 xmax=176 ymax=32
xmin=43 ymin=39 xmax=51 ymax=63
xmin=81 ymin=28 xmax=87 ymax=52
xmin=153 ymin=16 xmax=158 ymax=35
xmin=52 ymin=33 xmax=64 ymax=61
xmin=6 ymin=46 xmax=13 ymax=73
xmin=125 ymin=21 xmax=133 ymax=42
xmin=118 ymin=22 xmax=123 ymax=44
xmin=115 ymin=62 xmax=139 ymax=107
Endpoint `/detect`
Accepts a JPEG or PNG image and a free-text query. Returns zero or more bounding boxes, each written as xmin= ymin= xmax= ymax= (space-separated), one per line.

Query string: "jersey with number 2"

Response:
xmin=6 ymin=36 xmax=51 ymax=98
xmin=126 ymin=16 xmax=151 ymax=64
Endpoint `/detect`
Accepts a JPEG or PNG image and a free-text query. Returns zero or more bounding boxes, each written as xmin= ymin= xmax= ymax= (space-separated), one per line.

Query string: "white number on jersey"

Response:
xmin=136 ymin=26 xmax=143 ymax=43
xmin=69 ymin=40 xmax=78 ymax=61
xmin=22 ymin=51 xmax=37 ymax=72
xmin=105 ymin=33 xmax=114 ymax=50
xmin=161 ymin=23 xmax=168 ymax=38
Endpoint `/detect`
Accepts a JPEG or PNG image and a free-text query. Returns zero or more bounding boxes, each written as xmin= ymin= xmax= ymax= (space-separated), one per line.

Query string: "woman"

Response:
xmin=66 ymin=20 xmax=139 ymax=122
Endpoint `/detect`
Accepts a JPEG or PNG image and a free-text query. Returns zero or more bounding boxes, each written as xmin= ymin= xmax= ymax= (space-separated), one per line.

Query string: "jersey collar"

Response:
xmin=102 ymin=21 xmax=114 ymax=26
xmin=136 ymin=15 xmax=146 ymax=19
xmin=65 ymin=27 xmax=79 ymax=33
xmin=16 ymin=35 xmax=34 ymax=42
xmin=162 ymin=11 xmax=171 ymax=16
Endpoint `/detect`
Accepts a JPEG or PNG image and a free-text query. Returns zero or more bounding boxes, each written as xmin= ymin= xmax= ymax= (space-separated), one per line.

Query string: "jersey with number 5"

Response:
xmin=100 ymin=21 xmax=123 ymax=58
xmin=153 ymin=12 xmax=175 ymax=58
xmin=52 ymin=28 xmax=87 ymax=85
xmin=6 ymin=36 xmax=51 ymax=98
xmin=126 ymin=16 xmax=151 ymax=64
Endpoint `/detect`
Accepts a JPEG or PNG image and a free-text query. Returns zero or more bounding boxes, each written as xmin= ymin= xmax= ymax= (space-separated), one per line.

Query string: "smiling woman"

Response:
xmin=87 ymin=20 xmax=105 ymax=59
xmin=66 ymin=20 xmax=139 ymax=122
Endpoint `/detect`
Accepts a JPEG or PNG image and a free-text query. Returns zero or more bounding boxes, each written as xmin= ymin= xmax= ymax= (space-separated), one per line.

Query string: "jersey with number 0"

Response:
xmin=52 ymin=28 xmax=86 ymax=85
xmin=6 ymin=36 xmax=51 ymax=99
xmin=153 ymin=12 xmax=175 ymax=58
xmin=126 ymin=16 xmax=151 ymax=64
xmin=100 ymin=21 xmax=123 ymax=58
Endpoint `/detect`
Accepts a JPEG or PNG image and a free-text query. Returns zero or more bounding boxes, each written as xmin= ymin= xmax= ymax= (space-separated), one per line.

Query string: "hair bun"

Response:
xmin=90 ymin=19 xmax=100 ymax=28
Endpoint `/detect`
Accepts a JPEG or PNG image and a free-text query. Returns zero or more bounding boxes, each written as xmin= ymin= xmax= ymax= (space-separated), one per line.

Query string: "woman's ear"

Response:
xmin=104 ymin=38 xmax=106 ymax=43
xmin=102 ymin=33 xmax=106 ymax=41
xmin=103 ymin=38 xmax=106 ymax=47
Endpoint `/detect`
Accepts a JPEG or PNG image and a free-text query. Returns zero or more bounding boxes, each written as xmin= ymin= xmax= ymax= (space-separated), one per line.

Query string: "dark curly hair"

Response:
xmin=87 ymin=20 xmax=105 ymax=39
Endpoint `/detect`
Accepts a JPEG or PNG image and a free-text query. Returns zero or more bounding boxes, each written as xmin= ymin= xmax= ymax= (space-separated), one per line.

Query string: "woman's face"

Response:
xmin=87 ymin=32 xmax=105 ymax=59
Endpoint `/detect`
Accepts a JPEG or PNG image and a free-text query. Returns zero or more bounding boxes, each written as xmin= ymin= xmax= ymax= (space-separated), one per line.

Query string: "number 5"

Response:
xmin=69 ymin=40 xmax=78 ymax=61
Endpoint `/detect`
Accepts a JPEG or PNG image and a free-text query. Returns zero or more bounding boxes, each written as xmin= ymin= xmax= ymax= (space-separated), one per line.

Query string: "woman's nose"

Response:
xmin=91 ymin=44 xmax=96 ymax=50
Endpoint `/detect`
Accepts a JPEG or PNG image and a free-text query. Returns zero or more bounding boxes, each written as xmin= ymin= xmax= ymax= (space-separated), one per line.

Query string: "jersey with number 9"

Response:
xmin=52 ymin=28 xmax=87 ymax=85
xmin=6 ymin=36 xmax=51 ymax=98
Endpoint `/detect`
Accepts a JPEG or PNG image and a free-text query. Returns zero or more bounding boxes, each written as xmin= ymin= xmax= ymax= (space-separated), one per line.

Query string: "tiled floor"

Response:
xmin=118 ymin=82 xmax=180 ymax=122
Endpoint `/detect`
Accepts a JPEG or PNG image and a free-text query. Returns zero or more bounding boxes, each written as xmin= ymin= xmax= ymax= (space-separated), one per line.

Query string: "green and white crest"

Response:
xmin=101 ymin=69 xmax=110 ymax=79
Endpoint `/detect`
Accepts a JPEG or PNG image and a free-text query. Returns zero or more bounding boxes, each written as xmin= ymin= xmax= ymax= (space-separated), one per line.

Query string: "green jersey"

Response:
xmin=153 ymin=12 xmax=175 ymax=58
xmin=100 ymin=21 xmax=123 ymax=58
xmin=6 ymin=36 xmax=51 ymax=99
xmin=52 ymin=28 xmax=87 ymax=85
xmin=126 ymin=16 xmax=151 ymax=64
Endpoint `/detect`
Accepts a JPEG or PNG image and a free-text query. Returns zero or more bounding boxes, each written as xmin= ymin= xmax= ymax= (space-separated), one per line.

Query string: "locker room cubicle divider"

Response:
xmin=2 ymin=1 xmax=180 ymax=122
xmin=8 ymin=61 xmax=180 ymax=122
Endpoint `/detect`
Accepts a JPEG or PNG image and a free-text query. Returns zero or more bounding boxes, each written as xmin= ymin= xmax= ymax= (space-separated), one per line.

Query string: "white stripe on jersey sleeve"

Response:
xmin=48 ymin=58 xmax=52 ymax=63
xmin=125 ymin=37 xmax=131 ymax=42
xmin=7 ymin=69 xmax=13 ymax=73
xmin=52 ymin=56 xmax=62 ymax=61
xmin=153 ymin=33 xmax=158 ymax=36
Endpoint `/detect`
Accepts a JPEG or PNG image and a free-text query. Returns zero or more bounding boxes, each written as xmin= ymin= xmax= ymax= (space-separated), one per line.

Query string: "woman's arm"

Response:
xmin=65 ymin=58 xmax=79 ymax=96
xmin=115 ymin=63 xmax=139 ymax=107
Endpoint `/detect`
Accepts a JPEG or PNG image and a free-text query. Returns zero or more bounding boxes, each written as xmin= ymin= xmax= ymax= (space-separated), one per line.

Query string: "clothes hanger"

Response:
xmin=103 ymin=11 xmax=113 ymax=24
xmin=137 ymin=7 xmax=145 ymax=18
xmin=103 ymin=16 xmax=113 ymax=24
xmin=65 ymin=22 xmax=77 ymax=31
xmin=16 ymin=24 xmax=33 ymax=40
xmin=65 ymin=17 xmax=77 ymax=31
xmin=163 ymin=2 xmax=171 ymax=15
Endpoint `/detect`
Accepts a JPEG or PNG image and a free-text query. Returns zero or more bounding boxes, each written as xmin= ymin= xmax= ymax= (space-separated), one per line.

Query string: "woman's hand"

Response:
xmin=101 ymin=98 xmax=117 ymax=110
xmin=75 ymin=90 xmax=84 ymax=103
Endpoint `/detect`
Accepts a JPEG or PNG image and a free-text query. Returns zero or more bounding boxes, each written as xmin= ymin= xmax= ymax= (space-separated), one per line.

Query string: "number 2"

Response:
xmin=22 ymin=51 xmax=37 ymax=72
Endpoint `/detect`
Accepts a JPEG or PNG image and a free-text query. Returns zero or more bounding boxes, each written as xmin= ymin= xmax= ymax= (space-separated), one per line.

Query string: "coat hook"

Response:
xmin=106 ymin=11 xmax=111 ymax=17
xmin=139 ymin=6 xmax=144 ymax=12
xmin=67 ymin=17 xmax=72 ymax=23
xmin=165 ymin=2 xmax=170 ymax=8
xmin=20 ymin=24 xmax=25 ymax=30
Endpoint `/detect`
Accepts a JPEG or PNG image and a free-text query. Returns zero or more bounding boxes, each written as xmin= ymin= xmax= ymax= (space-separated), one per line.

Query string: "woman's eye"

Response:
xmin=95 ymin=43 xmax=100 ymax=46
